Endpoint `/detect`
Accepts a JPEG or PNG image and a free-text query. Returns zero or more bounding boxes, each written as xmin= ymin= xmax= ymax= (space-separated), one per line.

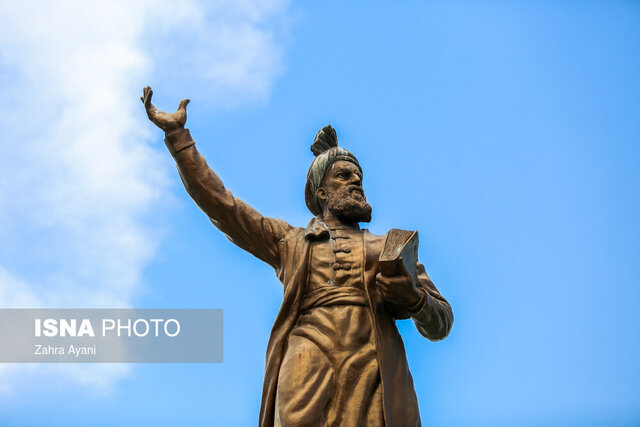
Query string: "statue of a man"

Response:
xmin=141 ymin=86 xmax=453 ymax=427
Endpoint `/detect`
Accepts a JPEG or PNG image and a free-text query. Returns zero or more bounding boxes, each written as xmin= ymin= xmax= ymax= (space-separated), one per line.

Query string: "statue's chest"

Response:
xmin=307 ymin=228 xmax=365 ymax=290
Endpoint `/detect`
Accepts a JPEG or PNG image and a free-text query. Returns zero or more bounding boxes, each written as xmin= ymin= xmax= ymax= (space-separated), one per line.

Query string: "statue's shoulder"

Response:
xmin=362 ymin=229 xmax=387 ymax=243
xmin=362 ymin=228 xmax=393 ymax=238
xmin=284 ymin=225 xmax=306 ymax=240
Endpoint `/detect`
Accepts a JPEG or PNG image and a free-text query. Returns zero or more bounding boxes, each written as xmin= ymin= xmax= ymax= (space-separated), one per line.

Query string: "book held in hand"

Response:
xmin=379 ymin=229 xmax=419 ymax=285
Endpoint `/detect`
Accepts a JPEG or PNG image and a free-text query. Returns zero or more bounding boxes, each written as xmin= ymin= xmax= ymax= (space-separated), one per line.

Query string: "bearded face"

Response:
xmin=319 ymin=161 xmax=372 ymax=223
xmin=325 ymin=184 xmax=372 ymax=223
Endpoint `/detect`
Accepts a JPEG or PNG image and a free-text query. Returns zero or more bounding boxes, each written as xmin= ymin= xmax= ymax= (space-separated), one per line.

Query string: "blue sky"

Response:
xmin=1 ymin=1 xmax=639 ymax=425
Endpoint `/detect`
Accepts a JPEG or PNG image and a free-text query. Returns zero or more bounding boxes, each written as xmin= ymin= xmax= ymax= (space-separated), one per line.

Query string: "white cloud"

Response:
xmin=144 ymin=0 xmax=291 ymax=106
xmin=0 ymin=0 xmax=289 ymax=392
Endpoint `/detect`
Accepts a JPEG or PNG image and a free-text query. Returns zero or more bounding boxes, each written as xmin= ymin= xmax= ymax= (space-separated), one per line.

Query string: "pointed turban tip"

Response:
xmin=310 ymin=124 xmax=338 ymax=157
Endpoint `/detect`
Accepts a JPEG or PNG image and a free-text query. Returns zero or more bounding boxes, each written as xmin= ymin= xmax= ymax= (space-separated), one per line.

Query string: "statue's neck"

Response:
xmin=319 ymin=212 xmax=360 ymax=230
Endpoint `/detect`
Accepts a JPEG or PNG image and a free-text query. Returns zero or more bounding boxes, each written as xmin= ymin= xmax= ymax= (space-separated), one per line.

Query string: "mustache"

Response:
xmin=345 ymin=185 xmax=365 ymax=199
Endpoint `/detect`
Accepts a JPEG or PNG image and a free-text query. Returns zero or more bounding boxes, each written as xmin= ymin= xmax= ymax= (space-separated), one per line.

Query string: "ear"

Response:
xmin=316 ymin=187 xmax=327 ymax=202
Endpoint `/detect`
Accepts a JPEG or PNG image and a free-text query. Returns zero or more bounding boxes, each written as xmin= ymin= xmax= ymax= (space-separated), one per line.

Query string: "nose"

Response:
xmin=350 ymin=174 xmax=362 ymax=186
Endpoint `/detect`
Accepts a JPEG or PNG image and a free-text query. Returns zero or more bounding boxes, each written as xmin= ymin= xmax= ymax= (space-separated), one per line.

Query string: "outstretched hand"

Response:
xmin=140 ymin=86 xmax=189 ymax=133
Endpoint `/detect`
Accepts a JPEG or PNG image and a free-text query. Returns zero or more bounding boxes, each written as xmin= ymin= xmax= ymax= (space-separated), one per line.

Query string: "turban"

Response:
xmin=305 ymin=125 xmax=362 ymax=216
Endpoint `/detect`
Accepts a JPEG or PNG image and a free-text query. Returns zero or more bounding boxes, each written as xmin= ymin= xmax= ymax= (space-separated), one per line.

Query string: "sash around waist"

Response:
xmin=301 ymin=285 xmax=368 ymax=312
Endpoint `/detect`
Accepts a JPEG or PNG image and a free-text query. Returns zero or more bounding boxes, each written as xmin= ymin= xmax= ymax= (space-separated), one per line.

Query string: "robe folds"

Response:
xmin=165 ymin=128 xmax=454 ymax=427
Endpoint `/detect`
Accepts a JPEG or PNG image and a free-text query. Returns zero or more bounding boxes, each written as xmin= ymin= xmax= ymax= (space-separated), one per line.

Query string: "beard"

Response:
xmin=326 ymin=185 xmax=372 ymax=223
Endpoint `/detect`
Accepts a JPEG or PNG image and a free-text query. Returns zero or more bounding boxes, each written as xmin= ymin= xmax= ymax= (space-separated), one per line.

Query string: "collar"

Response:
xmin=304 ymin=216 xmax=365 ymax=240
xmin=304 ymin=217 xmax=331 ymax=240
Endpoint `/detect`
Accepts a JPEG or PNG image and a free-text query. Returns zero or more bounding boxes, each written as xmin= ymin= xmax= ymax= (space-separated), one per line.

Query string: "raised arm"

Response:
xmin=141 ymin=86 xmax=291 ymax=270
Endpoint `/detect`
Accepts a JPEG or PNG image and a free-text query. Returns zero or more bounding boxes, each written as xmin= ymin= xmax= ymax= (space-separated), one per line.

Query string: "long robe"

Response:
xmin=165 ymin=128 xmax=454 ymax=426
xmin=275 ymin=227 xmax=384 ymax=426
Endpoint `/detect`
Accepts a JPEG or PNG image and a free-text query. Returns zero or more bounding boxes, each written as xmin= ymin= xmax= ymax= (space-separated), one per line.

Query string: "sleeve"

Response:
xmin=165 ymin=128 xmax=292 ymax=271
xmin=407 ymin=262 xmax=454 ymax=341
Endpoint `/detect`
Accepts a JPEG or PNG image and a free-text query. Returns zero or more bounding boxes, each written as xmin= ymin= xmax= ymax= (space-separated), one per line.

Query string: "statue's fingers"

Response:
xmin=145 ymin=88 xmax=154 ymax=108
xmin=142 ymin=86 xmax=149 ymax=103
xmin=379 ymin=288 xmax=396 ymax=304
xmin=178 ymin=98 xmax=190 ymax=112
xmin=376 ymin=278 xmax=390 ymax=291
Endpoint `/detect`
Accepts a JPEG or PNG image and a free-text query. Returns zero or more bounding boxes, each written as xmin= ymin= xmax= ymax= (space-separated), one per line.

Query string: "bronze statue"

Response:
xmin=141 ymin=86 xmax=453 ymax=427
